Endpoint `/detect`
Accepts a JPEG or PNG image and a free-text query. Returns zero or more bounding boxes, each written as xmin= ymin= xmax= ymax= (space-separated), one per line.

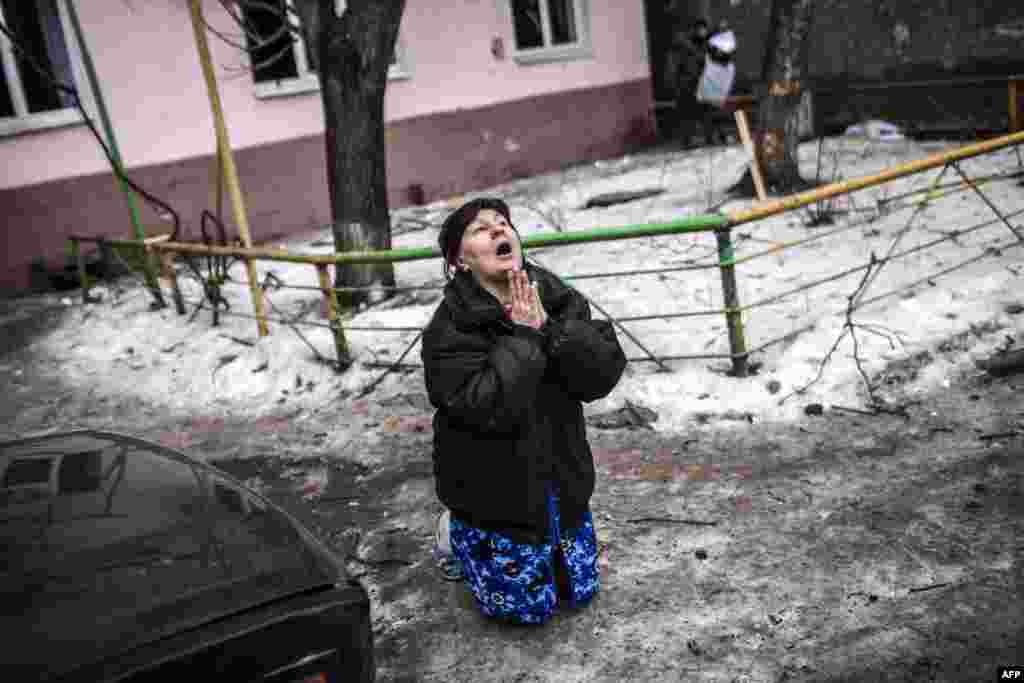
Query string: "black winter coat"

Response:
xmin=421 ymin=263 xmax=627 ymax=543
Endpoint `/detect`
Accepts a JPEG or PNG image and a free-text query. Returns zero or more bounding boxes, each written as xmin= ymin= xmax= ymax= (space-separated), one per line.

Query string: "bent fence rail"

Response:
xmin=70 ymin=130 xmax=1024 ymax=385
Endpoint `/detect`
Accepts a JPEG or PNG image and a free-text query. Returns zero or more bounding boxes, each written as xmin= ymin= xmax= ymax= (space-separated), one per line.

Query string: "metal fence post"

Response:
xmin=316 ymin=264 xmax=352 ymax=368
xmin=71 ymin=238 xmax=90 ymax=304
xmin=715 ymin=228 xmax=749 ymax=377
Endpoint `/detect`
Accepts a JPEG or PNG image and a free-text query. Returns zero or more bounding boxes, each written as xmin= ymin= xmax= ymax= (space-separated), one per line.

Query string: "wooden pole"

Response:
xmin=734 ymin=108 xmax=768 ymax=201
xmin=161 ymin=251 xmax=187 ymax=315
xmin=715 ymin=229 xmax=748 ymax=377
xmin=316 ymin=264 xmax=352 ymax=367
xmin=188 ymin=0 xmax=268 ymax=336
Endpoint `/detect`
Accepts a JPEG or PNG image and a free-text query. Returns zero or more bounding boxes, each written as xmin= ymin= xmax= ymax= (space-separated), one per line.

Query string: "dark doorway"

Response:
xmin=642 ymin=0 xmax=710 ymax=137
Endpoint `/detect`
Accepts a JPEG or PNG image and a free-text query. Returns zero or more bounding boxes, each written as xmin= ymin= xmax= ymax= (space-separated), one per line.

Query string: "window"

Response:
xmin=508 ymin=0 xmax=590 ymax=64
xmin=241 ymin=0 xmax=408 ymax=100
xmin=3 ymin=457 xmax=53 ymax=487
xmin=1 ymin=456 xmax=54 ymax=506
xmin=57 ymin=450 xmax=105 ymax=494
xmin=0 ymin=0 xmax=91 ymax=137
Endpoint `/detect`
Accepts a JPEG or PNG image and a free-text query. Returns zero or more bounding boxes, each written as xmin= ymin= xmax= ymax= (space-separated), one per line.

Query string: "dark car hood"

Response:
xmin=0 ymin=430 xmax=343 ymax=681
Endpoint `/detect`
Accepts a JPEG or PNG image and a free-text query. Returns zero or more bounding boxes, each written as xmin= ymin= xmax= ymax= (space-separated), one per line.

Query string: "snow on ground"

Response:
xmin=37 ymin=135 xmax=1024 ymax=434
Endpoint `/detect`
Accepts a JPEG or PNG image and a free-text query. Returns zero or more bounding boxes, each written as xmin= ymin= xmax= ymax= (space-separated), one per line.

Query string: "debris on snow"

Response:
xmin=587 ymin=400 xmax=659 ymax=430
xmin=582 ymin=188 xmax=665 ymax=209
xmin=356 ymin=527 xmax=416 ymax=566
xmin=296 ymin=467 xmax=329 ymax=500
xmin=843 ymin=119 xmax=906 ymax=142
xmin=693 ymin=409 xmax=755 ymax=424
xmin=976 ymin=347 xmax=1024 ymax=376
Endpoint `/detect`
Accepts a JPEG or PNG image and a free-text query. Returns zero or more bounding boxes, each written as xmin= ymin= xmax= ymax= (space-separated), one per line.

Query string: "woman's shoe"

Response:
xmin=434 ymin=509 xmax=463 ymax=581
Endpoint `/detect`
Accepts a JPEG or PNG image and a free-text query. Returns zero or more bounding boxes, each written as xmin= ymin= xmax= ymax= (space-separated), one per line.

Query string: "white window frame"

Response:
xmin=501 ymin=0 xmax=592 ymax=65
xmin=0 ymin=0 xmax=96 ymax=138
xmin=252 ymin=0 xmax=409 ymax=100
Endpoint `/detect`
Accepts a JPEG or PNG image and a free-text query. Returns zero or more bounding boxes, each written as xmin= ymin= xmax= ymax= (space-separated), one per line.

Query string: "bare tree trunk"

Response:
xmin=756 ymin=0 xmax=814 ymax=193
xmin=295 ymin=0 xmax=404 ymax=309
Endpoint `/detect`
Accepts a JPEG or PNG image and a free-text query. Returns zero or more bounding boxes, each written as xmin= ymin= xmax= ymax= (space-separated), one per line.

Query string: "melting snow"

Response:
xmin=35 ymin=136 xmax=1024 ymax=431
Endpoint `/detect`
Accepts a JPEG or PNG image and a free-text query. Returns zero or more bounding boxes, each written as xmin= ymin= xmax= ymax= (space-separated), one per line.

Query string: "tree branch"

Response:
xmin=207 ymin=0 xmax=298 ymax=54
xmin=778 ymin=252 xmax=905 ymax=408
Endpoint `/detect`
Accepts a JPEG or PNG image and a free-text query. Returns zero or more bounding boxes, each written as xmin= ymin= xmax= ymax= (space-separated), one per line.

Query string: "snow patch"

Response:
xmin=33 ymin=135 xmax=1024 ymax=432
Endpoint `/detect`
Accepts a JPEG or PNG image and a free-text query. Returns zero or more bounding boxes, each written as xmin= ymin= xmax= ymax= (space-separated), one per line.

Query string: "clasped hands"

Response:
xmin=506 ymin=269 xmax=547 ymax=330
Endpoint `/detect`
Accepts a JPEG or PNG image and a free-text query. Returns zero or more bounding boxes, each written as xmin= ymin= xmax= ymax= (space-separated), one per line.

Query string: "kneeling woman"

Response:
xmin=422 ymin=197 xmax=626 ymax=624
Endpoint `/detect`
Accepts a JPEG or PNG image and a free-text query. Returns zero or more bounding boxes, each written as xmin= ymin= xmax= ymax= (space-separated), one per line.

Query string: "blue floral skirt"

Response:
xmin=449 ymin=486 xmax=599 ymax=624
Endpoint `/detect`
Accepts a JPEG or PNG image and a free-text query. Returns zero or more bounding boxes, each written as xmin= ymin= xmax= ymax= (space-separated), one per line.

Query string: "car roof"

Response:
xmin=1 ymin=429 xmax=343 ymax=681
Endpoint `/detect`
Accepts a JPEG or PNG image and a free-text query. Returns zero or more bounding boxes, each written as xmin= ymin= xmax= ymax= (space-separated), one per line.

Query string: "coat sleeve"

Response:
xmin=543 ymin=292 xmax=627 ymax=403
xmin=422 ymin=323 xmax=548 ymax=435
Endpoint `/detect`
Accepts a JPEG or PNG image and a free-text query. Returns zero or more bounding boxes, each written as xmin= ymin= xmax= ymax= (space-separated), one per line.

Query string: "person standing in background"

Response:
xmin=695 ymin=25 xmax=738 ymax=146
xmin=674 ymin=17 xmax=711 ymax=145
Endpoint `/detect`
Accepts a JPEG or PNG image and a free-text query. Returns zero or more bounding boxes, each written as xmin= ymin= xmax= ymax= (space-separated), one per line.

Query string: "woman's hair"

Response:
xmin=438 ymin=197 xmax=522 ymax=280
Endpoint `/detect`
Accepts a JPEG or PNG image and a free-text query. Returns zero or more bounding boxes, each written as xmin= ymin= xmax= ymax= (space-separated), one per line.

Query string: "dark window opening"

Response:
xmin=0 ymin=52 xmax=15 ymax=117
xmin=4 ymin=458 xmax=53 ymax=486
xmin=511 ymin=0 xmax=544 ymax=50
xmin=58 ymin=451 xmax=104 ymax=494
xmin=1 ymin=0 xmax=76 ymax=116
xmin=241 ymin=1 xmax=298 ymax=83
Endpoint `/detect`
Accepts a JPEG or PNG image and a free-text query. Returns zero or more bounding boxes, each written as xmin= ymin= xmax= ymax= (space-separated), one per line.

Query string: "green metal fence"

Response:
xmin=70 ymin=130 xmax=1024 ymax=392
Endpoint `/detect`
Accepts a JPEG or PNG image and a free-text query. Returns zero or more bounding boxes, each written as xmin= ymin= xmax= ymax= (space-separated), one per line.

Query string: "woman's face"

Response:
xmin=458 ymin=208 xmax=522 ymax=284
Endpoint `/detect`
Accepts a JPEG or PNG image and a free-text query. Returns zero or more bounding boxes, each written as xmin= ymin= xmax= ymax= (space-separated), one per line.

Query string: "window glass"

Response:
xmin=0 ymin=53 xmax=14 ymax=117
xmin=3 ymin=458 xmax=52 ymax=486
xmin=303 ymin=31 xmax=317 ymax=73
xmin=511 ymin=0 xmax=544 ymax=49
xmin=242 ymin=0 xmax=405 ymax=93
xmin=57 ymin=450 xmax=105 ymax=494
xmin=242 ymin=1 xmax=298 ymax=83
xmin=1 ymin=0 xmax=75 ymax=114
xmin=549 ymin=0 xmax=578 ymax=45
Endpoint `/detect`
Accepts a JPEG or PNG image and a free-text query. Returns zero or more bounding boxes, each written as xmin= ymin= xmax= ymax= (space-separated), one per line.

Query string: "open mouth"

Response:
xmin=495 ymin=241 xmax=513 ymax=257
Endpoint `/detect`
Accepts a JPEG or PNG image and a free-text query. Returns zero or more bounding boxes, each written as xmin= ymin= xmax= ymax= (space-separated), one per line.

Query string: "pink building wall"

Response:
xmin=1 ymin=1 xmax=655 ymax=293
xmin=1 ymin=0 xmax=650 ymax=190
